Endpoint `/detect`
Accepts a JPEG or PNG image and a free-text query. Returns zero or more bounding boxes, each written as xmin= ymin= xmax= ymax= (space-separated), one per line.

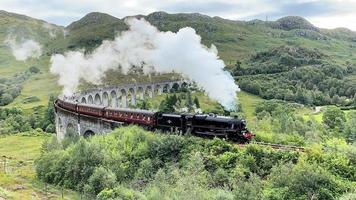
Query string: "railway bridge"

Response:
xmin=55 ymin=80 xmax=185 ymax=140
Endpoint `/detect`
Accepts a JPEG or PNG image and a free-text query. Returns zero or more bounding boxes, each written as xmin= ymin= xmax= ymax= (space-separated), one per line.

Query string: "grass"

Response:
xmin=0 ymin=134 xmax=80 ymax=200
xmin=3 ymin=56 xmax=61 ymax=112
xmin=237 ymin=91 xmax=264 ymax=121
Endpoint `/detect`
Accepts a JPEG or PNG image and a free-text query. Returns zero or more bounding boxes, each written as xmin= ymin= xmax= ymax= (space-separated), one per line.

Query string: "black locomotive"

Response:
xmin=55 ymin=99 xmax=254 ymax=143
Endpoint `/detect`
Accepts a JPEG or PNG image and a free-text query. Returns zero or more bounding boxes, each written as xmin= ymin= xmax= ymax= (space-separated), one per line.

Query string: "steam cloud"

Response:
xmin=42 ymin=22 xmax=66 ymax=38
xmin=50 ymin=18 xmax=240 ymax=110
xmin=5 ymin=37 xmax=42 ymax=61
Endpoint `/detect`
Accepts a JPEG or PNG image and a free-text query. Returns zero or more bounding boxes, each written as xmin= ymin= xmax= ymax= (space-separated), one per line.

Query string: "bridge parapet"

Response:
xmin=68 ymin=80 xmax=186 ymax=108
xmin=55 ymin=80 xmax=187 ymax=140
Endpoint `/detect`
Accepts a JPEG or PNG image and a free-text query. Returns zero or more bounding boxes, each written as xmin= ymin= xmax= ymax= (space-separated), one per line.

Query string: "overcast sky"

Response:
xmin=1 ymin=0 xmax=356 ymax=30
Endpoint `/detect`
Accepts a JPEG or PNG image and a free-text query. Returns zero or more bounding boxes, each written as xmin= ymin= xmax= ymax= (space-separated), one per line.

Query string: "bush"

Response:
xmin=265 ymin=161 xmax=348 ymax=200
xmin=22 ymin=96 xmax=40 ymax=104
xmin=98 ymin=186 xmax=144 ymax=200
xmin=0 ymin=93 xmax=13 ymax=105
xmin=85 ymin=167 xmax=116 ymax=195
xmin=35 ymin=126 xmax=355 ymax=200
xmin=323 ymin=106 xmax=346 ymax=129
xmin=45 ymin=124 xmax=55 ymax=133
xmin=29 ymin=66 xmax=40 ymax=74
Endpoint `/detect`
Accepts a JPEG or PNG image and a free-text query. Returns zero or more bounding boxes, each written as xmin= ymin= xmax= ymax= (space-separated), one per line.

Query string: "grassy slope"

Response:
xmin=6 ymin=57 xmax=60 ymax=110
xmin=0 ymin=11 xmax=63 ymax=110
xmin=145 ymin=12 xmax=356 ymax=65
xmin=0 ymin=134 xmax=79 ymax=199
xmin=2 ymin=11 xmax=356 ymax=111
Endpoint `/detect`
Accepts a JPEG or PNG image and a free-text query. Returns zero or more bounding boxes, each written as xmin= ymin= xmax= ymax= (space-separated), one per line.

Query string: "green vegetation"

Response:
xmin=236 ymin=46 xmax=356 ymax=106
xmin=1 ymin=10 xmax=356 ymax=200
xmin=0 ymin=134 xmax=80 ymax=199
xmin=2 ymin=10 xmax=356 ymax=111
xmin=0 ymin=95 xmax=55 ymax=134
xmin=36 ymin=126 xmax=356 ymax=199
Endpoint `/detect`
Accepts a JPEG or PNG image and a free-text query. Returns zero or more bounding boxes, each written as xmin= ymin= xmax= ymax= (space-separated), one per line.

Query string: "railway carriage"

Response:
xmin=55 ymin=99 xmax=254 ymax=143
xmin=77 ymin=103 xmax=105 ymax=117
xmin=104 ymin=108 xmax=156 ymax=126
xmin=57 ymin=100 xmax=77 ymax=112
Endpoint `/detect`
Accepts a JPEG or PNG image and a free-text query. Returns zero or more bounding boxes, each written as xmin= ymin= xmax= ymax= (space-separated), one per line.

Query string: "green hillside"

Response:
xmin=1 ymin=10 xmax=356 ymax=110
xmin=58 ymin=11 xmax=356 ymax=106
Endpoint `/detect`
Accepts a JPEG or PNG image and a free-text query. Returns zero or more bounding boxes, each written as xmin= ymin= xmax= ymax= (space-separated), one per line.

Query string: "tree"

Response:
xmin=0 ymin=93 xmax=13 ymax=105
xmin=232 ymin=60 xmax=242 ymax=76
xmin=135 ymin=99 xmax=151 ymax=110
xmin=41 ymin=95 xmax=56 ymax=130
xmin=344 ymin=111 xmax=356 ymax=142
xmin=194 ymin=96 xmax=200 ymax=108
xmin=85 ymin=167 xmax=116 ymax=195
xmin=29 ymin=66 xmax=40 ymax=74
xmin=266 ymin=162 xmax=346 ymax=200
xmin=233 ymin=174 xmax=263 ymax=200
xmin=322 ymin=107 xmax=346 ymax=129
xmin=159 ymin=95 xmax=178 ymax=113
xmin=186 ymin=92 xmax=194 ymax=112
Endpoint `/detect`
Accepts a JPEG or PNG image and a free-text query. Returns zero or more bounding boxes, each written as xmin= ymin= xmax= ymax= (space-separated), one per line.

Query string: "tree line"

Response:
xmin=0 ymin=66 xmax=40 ymax=106
xmin=232 ymin=45 xmax=356 ymax=106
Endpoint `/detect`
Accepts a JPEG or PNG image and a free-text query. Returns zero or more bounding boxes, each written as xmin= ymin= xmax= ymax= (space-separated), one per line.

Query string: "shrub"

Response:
xmin=322 ymin=106 xmax=346 ymax=129
xmin=0 ymin=93 xmax=13 ymax=105
xmin=29 ymin=66 xmax=40 ymax=73
xmin=85 ymin=167 xmax=116 ymax=195
xmin=265 ymin=161 xmax=348 ymax=200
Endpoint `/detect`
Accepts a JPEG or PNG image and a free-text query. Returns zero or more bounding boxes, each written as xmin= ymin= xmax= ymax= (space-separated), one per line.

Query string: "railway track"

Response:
xmin=249 ymin=142 xmax=305 ymax=152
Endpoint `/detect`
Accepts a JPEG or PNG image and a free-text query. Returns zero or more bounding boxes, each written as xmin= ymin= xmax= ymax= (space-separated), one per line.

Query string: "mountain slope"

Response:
xmin=0 ymin=10 xmax=62 ymax=109
xmin=0 ymin=10 xmax=64 ymax=76
xmin=0 ymin=10 xmax=356 ymax=109
xmin=50 ymin=12 xmax=128 ymax=53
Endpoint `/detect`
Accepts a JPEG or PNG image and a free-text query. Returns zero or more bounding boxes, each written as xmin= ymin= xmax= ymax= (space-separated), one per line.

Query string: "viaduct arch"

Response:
xmin=56 ymin=80 xmax=186 ymax=140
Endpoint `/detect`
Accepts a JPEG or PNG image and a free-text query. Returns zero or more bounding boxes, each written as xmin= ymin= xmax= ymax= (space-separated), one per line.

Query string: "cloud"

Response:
xmin=1 ymin=0 xmax=356 ymax=30
xmin=5 ymin=37 xmax=42 ymax=61
xmin=50 ymin=18 xmax=240 ymax=110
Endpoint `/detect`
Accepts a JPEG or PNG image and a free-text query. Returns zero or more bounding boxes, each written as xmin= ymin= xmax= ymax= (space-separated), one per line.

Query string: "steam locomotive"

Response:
xmin=55 ymin=99 xmax=254 ymax=143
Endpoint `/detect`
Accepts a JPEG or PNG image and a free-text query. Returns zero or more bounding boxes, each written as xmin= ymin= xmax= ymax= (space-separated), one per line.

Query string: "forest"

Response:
xmin=234 ymin=46 xmax=356 ymax=106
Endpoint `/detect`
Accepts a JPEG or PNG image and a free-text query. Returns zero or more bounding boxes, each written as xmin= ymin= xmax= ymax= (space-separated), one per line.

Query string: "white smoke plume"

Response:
xmin=42 ymin=23 xmax=59 ymax=38
xmin=50 ymin=18 xmax=240 ymax=110
xmin=5 ymin=37 xmax=42 ymax=61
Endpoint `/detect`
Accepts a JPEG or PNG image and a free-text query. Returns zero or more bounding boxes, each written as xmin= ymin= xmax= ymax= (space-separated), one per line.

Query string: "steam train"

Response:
xmin=55 ymin=99 xmax=254 ymax=143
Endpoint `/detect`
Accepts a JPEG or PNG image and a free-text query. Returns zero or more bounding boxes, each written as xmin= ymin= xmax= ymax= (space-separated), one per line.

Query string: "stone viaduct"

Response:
xmin=55 ymin=80 xmax=186 ymax=140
